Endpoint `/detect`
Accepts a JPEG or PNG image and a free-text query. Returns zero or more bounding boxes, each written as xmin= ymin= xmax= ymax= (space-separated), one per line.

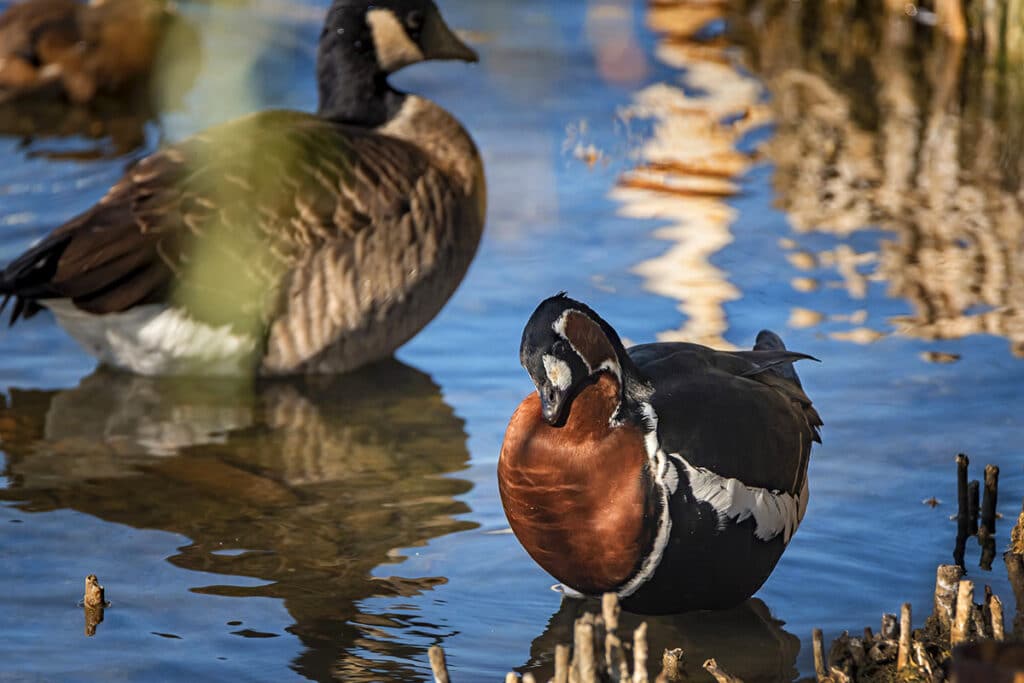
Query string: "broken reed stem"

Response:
xmin=633 ymin=623 xmax=649 ymax=683
xmin=812 ymin=628 xmax=829 ymax=682
xmin=554 ymin=644 xmax=570 ymax=683
xmin=981 ymin=464 xmax=999 ymax=534
xmin=933 ymin=564 xmax=964 ymax=632
xmin=602 ymin=594 xmax=629 ymax=683
xmin=1006 ymin=551 xmax=1024 ymax=637
xmin=505 ymin=673 xmax=518 ymax=683
xmin=952 ymin=579 xmax=975 ymax=646
xmin=989 ymin=593 xmax=1005 ymax=640
xmin=968 ymin=480 xmax=980 ymax=535
xmin=428 ymin=645 xmax=450 ymax=683
xmin=897 ymin=603 xmax=912 ymax=670
xmin=574 ymin=614 xmax=597 ymax=683
xmin=661 ymin=649 xmax=683 ymax=682
xmin=881 ymin=613 xmax=898 ymax=640
xmin=702 ymin=658 xmax=743 ymax=683
xmin=955 ymin=454 xmax=970 ymax=568
xmin=522 ymin=674 xmax=537 ymax=683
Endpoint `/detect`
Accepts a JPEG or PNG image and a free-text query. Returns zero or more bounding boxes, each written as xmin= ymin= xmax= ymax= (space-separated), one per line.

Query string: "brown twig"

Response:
xmin=661 ymin=648 xmax=683 ymax=682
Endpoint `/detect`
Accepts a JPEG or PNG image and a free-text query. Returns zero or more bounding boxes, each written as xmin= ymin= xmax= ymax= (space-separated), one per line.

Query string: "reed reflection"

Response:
xmin=520 ymin=597 xmax=800 ymax=683
xmin=733 ymin=1 xmax=1024 ymax=357
xmin=0 ymin=360 xmax=474 ymax=682
xmin=616 ymin=0 xmax=770 ymax=350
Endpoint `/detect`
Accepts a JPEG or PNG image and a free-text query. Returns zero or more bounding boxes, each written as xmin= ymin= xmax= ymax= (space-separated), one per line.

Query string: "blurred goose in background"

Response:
xmin=0 ymin=0 xmax=485 ymax=375
xmin=499 ymin=294 xmax=822 ymax=614
xmin=0 ymin=0 xmax=178 ymax=103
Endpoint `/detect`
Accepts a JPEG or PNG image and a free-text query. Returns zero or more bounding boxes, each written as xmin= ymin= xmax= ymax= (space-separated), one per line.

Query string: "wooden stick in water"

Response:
xmin=951 ymin=579 xmax=974 ymax=646
xmin=661 ymin=649 xmax=683 ymax=682
xmin=428 ymin=645 xmax=450 ymax=683
xmin=896 ymin=603 xmax=912 ymax=670
xmin=703 ymin=658 xmax=744 ymax=683
xmin=881 ymin=613 xmax=898 ymax=639
xmin=574 ymin=614 xmax=597 ymax=683
xmin=602 ymin=594 xmax=628 ymax=682
xmin=812 ymin=628 xmax=829 ymax=682
xmin=633 ymin=623 xmax=649 ymax=683
xmin=932 ymin=564 xmax=964 ymax=631
xmin=554 ymin=644 xmax=570 ymax=683
xmin=989 ymin=593 xmax=1005 ymax=640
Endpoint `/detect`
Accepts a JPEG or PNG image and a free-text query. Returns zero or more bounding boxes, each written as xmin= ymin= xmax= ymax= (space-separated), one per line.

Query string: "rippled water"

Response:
xmin=1 ymin=0 xmax=1022 ymax=681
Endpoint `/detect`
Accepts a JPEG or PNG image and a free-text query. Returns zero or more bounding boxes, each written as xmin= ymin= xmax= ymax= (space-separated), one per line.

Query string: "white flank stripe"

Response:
xmin=674 ymin=456 xmax=803 ymax=543
xmin=619 ymin=400 xmax=807 ymax=597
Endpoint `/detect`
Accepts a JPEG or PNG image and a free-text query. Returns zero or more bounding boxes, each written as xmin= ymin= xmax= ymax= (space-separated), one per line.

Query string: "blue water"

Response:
xmin=0 ymin=0 xmax=1021 ymax=681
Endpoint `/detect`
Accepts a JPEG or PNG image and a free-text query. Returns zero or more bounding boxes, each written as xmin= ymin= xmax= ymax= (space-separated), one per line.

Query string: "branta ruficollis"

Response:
xmin=498 ymin=294 xmax=822 ymax=614
xmin=0 ymin=0 xmax=174 ymax=103
xmin=0 ymin=0 xmax=485 ymax=375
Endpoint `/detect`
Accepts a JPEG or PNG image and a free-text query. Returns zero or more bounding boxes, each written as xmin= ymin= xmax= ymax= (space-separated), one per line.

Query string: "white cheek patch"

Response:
xmin=366 ymin=8 xmax=424 ymax=72
xmin=542 ymin=354 xmax=572 ymax=391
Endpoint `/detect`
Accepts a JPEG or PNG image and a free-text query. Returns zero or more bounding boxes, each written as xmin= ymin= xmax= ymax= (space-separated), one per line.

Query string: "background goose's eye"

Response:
xmin=405 ymin=10 xmax=424 ymax=32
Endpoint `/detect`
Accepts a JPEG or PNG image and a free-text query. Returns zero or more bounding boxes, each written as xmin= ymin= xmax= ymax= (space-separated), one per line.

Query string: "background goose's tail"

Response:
xmin=754 ymin=329 xmax=802 ymax=388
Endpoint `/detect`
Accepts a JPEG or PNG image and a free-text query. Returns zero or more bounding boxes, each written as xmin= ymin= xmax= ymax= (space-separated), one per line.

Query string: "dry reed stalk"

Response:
xmin=896 ymin=603 xmax=912 ymax=670
xmin=633 ymin=623 xmax=649 ymax=683
xmin=952 ymin=579 xmax=975 ymax=645
xmin=812 ymin=628 xmax=829 ymax=682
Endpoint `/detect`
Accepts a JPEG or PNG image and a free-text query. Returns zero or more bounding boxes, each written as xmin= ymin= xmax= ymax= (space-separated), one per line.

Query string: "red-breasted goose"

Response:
xmin=0 ymin=0 xmax=485 ymax=375
xmin=498 ymin=294 xmax=822 ymax=614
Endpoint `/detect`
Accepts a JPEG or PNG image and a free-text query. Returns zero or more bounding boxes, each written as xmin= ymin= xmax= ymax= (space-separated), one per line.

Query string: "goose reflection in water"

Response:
xmin=0 ymin=360 xmax=474 ymax=682
xmin=519 ymin=596 xmax=800 ymax=683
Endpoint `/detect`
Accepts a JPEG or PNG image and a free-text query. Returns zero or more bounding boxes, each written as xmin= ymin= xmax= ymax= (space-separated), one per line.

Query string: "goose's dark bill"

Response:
xmin=0 ymin=0 xmax=486 ymax=376
xmin=500 ymin=294 xmax=822 ymax=614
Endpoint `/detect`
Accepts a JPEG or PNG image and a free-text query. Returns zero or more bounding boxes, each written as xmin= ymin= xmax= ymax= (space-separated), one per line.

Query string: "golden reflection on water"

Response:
xmin=0 ymin=361 xmax=474 ymax=681
xmin=614 ymin=0 xmax=770 ymax=350
xmin=734 ymin=1 xmax=1024 ymax=357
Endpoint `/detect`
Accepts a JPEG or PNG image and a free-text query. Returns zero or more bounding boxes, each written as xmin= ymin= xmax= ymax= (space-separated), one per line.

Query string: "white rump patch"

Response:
xmin=366 ymin=8 xmax=424 ymax=73
xmin=542 ymin=354 xmax=572 ymax=391
xmin=45 ymin=300 xmax=257 ymax=376
xmin=676 ymin=456 xmax=803 ymax=543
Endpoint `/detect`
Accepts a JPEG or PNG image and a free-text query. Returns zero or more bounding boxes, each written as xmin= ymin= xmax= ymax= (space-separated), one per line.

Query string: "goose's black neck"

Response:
xmin=315 ymin=9 xmax=407 ymax=126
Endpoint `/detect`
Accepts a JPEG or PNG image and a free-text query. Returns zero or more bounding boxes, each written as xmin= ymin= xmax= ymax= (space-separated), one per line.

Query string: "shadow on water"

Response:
xmin=519 ymin=597 xmax=800 ymax=683
xmin=730 ymin=0 xmax=1024 ymax=356
xmin=0 ymin=359 xmax=475 ymax=682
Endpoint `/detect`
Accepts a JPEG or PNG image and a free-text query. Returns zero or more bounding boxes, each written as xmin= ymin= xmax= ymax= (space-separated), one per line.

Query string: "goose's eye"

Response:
xmin=406 ymin=10 xmax=424 ymax=32
xmin=552 ymin=340 xmax=567 ymax=356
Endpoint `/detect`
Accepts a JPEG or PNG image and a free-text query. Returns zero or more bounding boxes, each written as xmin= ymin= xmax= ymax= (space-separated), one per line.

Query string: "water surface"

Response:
xmin=0 ymin=0 xmax=1022 ymax=681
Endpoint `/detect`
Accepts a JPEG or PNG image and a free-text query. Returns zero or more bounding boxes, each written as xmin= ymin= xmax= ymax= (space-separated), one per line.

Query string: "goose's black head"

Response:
xmin=317 ymin=0 xmax=476 ymax=124
xmin=520 ymin=293 xmax=651 ymax=427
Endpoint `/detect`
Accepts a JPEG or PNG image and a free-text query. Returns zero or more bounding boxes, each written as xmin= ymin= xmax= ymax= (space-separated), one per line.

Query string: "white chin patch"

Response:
xmin=542 ymin=354 xmax=572 ymax=391
xmin=366 ymin=8 xmax=424 ymax=72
